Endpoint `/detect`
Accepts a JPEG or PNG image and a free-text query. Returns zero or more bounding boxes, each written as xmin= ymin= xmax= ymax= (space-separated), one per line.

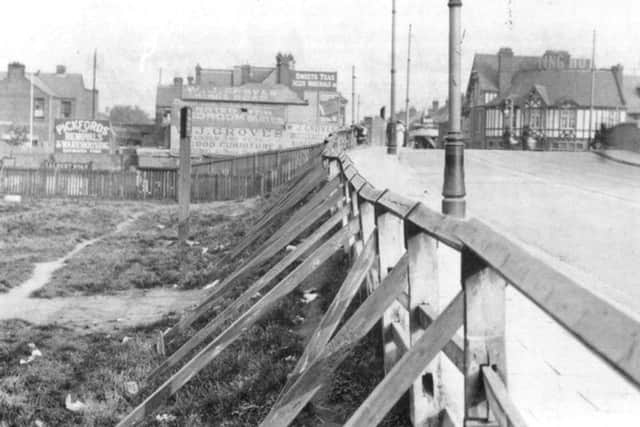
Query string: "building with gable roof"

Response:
xmin=465 ymin=48 xmax=626 ymax=150
xmin=0 ymin=62 xmax=98 ymax=154
xmin=155 ymin=53 xmax=345 ymax=156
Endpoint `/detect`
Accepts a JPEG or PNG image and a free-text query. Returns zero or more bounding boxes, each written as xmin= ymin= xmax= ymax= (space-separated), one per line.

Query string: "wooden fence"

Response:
xmin=0 ymin=144 xmax=323 ymax=202
xmin=115 ymin=141 xmax=639 ymax=426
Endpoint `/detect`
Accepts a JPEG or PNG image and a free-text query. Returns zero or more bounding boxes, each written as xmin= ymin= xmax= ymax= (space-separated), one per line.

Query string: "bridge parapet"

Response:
xmin=323 ymin=147 xmax=640 ymax=426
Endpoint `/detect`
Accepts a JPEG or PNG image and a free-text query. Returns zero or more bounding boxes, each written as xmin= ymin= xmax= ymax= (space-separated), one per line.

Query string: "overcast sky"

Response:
xmin=3 ymin=0 xmax=639 ymax=120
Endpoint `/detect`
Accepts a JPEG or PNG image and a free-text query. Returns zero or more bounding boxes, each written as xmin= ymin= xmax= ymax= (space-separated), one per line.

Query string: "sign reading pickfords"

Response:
xmin=54 ymin=120 xmax=112 ymax=154
xmin=291 ymin=71 xmax=337 ymax=92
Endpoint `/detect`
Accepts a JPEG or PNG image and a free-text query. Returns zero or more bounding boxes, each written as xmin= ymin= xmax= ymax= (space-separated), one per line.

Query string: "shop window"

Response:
xmin=529 ymin=109 xmax=542 ymax=129
xmin=559 ymin=109 xmax=576 ymax=129
xmin=34 ymin=98 xmax=45 ymax=119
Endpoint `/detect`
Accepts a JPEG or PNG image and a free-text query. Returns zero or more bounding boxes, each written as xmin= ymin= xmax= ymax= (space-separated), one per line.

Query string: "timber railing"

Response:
xmin=318 ymin=150 xmax=640 ymax=425
xmin=0 ymin=144 xmax=322 ymax=201
xmin=116 ymin=140 xmax=639 ymax=426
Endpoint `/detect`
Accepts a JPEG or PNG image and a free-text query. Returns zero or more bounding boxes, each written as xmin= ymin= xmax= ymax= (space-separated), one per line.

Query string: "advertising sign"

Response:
xmin=172 ymin=101 xmax=336 ymax=156
xmin=291 ymin=71 xmax=337 ymax=92
xmin=182 ymin=86 xmax=296 ymax=104
xmin=54 ymin=119 xmax=112 ymax=154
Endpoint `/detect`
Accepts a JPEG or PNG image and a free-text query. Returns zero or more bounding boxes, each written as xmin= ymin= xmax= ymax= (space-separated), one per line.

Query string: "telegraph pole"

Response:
xmin=178 ymin=106 xmax=192 ymax=243
xmin=92 ymin=49 xmax=97 ymax=119
xmin=588 ymin=30 xmax=596 ymax=146
xmin=405 ymin=24 xmax=412 ymax=147
xmin=388 ymin=0 xmax=398 ymax=154
xmin=442 ymin=0 xmax=466 ymax=217
xmin=357 ymin=94 xmax=361 ymax=123
xmin=352 ymin=65 xmax=356 ymax=125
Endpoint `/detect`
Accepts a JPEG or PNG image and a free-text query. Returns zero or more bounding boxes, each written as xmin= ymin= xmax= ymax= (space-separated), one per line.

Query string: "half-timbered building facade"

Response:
xmin=465 ymin=48 xmax=626 ymax=151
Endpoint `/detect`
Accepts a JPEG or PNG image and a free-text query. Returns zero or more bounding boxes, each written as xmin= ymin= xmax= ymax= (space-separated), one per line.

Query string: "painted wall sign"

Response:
xmin=291 ymin=71 xmax=337 ymax=92
xmin=181 ymin=85 xmax=302 ymax=104
xmin=171 ymin=99 xmax=335 ymax=155
xmin=54 ymin=119 xmax=112 ymax=154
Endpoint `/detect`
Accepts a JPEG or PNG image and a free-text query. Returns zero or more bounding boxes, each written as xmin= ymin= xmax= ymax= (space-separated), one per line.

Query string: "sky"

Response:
xmin=3 ymin=0 xmax=639 ymax=121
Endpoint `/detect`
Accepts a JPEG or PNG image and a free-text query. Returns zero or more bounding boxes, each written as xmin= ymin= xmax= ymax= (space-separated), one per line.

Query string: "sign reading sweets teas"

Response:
xmin=291 ymin=71 xmax=337 ymax=92
xmin=54 ymin=119 xmax=113 ymax=154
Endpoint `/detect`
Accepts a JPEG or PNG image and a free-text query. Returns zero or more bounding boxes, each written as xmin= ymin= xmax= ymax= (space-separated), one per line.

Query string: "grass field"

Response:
xmin=0 ymin=198 xmax=159 ymax=293
xmin=35 ymin=199 xmax=258 ymax=298
xmin=0 ymin=186 xmax=411 ymax=426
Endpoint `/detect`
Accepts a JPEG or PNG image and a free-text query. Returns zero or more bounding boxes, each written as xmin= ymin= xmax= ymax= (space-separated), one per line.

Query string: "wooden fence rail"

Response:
xmin=117 ymin=137 xmax=639 ymax=426
xmin=0 ymin=144 xmax=323 ymax=202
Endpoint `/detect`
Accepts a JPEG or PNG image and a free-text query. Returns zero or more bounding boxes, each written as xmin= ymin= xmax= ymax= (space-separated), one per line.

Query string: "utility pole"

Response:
xmin=357 ymin=94 xmax=361 ymax=124
xmin=29 ymin=70 xmax=33 ymax=144
xmin=178 ymin=106 xmax=192 ymax=243
xmin=405 ymin=24 xmax=412 ymax=147
xmin=159 ymin=68 xmax=163 ymax=85
xmin=92 ymin=49 xmax=97 ymax=119
xmin=442 ymin=0 xmax=465 ymax=218
xmin=351 ymin=65 xmax=356 ymax=125
xmin=388 ymin=0 xmax=397 ymax=154
xmin=589 ymin=30 xmax=596 ymax=146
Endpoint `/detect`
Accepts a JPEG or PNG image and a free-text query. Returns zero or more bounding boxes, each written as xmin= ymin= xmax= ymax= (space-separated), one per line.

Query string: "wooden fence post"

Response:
xmin=178 ymin=106 xmax=192 ymax=242
xmin=376 ymin=207 xmax=407 ymax=373
xmin=462 ymin=250 xmax=506 ymax=426
xmin=406 ymin=226 xmax=442 ymax=426
xmin=358 ymin=198 xmax=376 ymax=295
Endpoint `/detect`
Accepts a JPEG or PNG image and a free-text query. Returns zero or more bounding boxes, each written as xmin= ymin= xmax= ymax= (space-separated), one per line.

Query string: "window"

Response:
xmin=483 ymin=91 xmax=497 ymax=104
xmin=559 ymin=109 xmax=576 ymax=129
xmin=61 ymin=100 xmax=72 ymax=118
xmin=34 ymin=98 xmax=45 ymax=119
xmin=529 ymin=109 xmax=542 ymax=129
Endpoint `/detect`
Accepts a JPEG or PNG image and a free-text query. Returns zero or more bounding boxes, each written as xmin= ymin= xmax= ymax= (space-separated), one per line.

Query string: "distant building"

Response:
xmin=155 ymin=53 xmax=345 ymax=156
xmin=622 ymin=75 xmax=640 ymax=123
xmin=465 ymin=48 xmax=626 ymax=150
xmin=0 ymin=62 xmax=98 ymax=154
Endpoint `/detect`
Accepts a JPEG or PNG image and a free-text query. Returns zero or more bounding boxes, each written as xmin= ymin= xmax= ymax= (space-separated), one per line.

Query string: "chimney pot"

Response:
xmin=56 ymin=65 xmax=66 ymax=74
xmin=187 ymin=76 xmax=194 ymax=85
xmin=173 ymin=77 xmax=183 ymax=86
xmin=7 ymin=62 xmax=26 ymax=80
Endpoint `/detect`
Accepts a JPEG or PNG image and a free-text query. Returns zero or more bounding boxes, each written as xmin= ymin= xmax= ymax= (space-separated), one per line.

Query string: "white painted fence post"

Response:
xmin=462 ymin=250 xmax=506 ymax=426
xmin=406 ymin=226 xmax=442 ymax=426
xmin=376 ymin=207 xmax=407 ymax=373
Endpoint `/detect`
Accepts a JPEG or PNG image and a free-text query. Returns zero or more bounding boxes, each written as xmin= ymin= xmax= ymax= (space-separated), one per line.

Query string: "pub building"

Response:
xmin=465 ymin=48 xmax=626 ymax=150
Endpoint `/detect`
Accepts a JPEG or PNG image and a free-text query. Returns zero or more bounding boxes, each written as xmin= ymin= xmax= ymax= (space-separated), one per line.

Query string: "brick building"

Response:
xmin=465 ymin=48 xmax=626 ymax=150
xmin=155 ymin=53 xmax=344 ymax=156
xmin=0 ymin=62 xmax=98 ymax=154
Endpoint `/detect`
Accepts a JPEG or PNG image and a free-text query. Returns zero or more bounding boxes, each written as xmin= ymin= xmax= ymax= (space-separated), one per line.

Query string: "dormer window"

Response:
xmin=34 ymin=98 xmax=45 ymax=119
xmin=483 ymin=91 xmax=497 ymax=104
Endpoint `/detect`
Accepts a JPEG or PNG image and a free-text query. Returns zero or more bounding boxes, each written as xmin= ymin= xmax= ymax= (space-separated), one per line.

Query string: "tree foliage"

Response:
xmin=108 ymin=105 xmax=152 ymax=125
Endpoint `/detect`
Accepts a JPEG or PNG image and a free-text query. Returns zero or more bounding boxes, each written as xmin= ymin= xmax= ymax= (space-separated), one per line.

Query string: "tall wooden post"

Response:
xmin=388 ymin=0 xmax=398 ymax=154
xmin=178 ymin=106 xmax=192 ymax=243
xmin=442 ymin=0 xmax=466 ymax=217
xmin=358 ymin=198 xmax=377 ymax=295
xmin=406 ymin=226 xmax=442 ymax=425
xmin=376 ymin=208 xmax=406 ymax=373
xmin=462 ymin=250 xmax=506 ymax=425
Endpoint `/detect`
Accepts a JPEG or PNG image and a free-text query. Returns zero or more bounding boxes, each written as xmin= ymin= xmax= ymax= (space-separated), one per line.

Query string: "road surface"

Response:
xmin=348 ymin=147 xmax=640 ymax=426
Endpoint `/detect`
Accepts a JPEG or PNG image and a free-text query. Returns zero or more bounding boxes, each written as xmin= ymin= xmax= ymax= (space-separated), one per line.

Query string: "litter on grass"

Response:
xmin=121 ymin=336 xmax=132 ymax=344
xmin=65 ymin=394 xmax=87 ymax=412
xmin=203 ymin=279 xmax=220 ymax=290
xmin=125 ymin=381 xmax=139 ymax=396
xmin=302 ymin=290 xmax=319 ymax=304
xmin=155 ymin=414 xmax=177 ymax=422
xmin=286 ymin=244 xmax=297 ymax=252
xmin=19 ymin=343 xmax=43 ymax=365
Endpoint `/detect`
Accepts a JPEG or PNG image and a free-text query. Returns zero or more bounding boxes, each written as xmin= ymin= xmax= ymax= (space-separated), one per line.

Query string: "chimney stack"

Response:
xmin=432 ymin=100 xmax=439 ymax=113
xmin=276 ymin=52 xmax=294 ymax=86
xmin=240 ymin=64 xmax=251 ymax=85
xmin=7 ymin=62 xmax=26 ymax=80
xmin=56 ymin=65 xmax=66 ymax=74
xmin=187 ymin=76 xmax=194 ymax=85
xmin=497 ymin=47 xmax=514 ymax=96
xmin=173 ymin=77 xmax=183 ymax=87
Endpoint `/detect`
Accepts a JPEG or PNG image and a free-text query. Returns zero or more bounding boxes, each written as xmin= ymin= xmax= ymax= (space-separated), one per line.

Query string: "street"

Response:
xmin=349 ymin=146 xmax=640 ymax=426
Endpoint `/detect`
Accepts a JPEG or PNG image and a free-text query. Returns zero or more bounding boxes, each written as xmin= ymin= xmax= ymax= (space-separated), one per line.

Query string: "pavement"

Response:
xmin=594 ymin=149 xmax=640 ymax=167
xmin=347 ymin=146 xmax=640 ymax=426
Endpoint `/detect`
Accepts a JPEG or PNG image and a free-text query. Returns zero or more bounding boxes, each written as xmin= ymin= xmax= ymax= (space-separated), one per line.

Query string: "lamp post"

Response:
xmin=441 ymin=0 xmax=466 ymax=217
xmin=388 ymin=0 xmax=397 ymax=154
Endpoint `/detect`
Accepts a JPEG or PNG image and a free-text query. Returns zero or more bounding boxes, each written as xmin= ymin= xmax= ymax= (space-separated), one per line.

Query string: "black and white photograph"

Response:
xmin=0 ymin=1 xmax=639 ymax=426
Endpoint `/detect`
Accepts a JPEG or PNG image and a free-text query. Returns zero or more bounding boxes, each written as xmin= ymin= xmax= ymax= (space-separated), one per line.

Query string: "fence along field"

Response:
xmin=110 ymin=134 xmax=640 ymax=426
xmin=0 ymin=144 xmax=321 ymax=201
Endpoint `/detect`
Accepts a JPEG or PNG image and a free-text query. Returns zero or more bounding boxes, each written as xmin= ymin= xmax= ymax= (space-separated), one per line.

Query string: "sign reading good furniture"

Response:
xmin=54 ymin=119 xmax=112 ymax=154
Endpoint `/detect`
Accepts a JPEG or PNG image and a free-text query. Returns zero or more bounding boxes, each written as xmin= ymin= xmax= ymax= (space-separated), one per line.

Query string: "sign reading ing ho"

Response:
xmin=291 ymin=71 xmax=337 ymax=92
xmin=54 ymin=119 xmax=112 ymax=154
